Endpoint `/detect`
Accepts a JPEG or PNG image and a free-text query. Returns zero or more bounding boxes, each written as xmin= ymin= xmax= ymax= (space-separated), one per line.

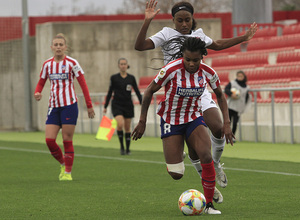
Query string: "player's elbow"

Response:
xmin=134 ymin=45 xmax=145 ymax=51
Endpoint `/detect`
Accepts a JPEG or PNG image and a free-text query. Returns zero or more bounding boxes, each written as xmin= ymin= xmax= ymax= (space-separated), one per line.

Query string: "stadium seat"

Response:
xmin=277 ymin=51 xmax=300 ymax=64
xmin=240 ymin=26 xmax=278 ymax=38
xmin=282 ymin=23 xmax=300 ymax=35
xmin=246 ymin=34 xmax=300 ymax=51
xmin=211 ymin=53 xmax=268 ymax=68
xmin=139 ymin=76 xmax=155 ymax=90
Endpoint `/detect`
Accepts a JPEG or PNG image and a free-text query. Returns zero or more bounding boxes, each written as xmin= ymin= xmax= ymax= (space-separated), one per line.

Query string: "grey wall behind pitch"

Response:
xmin=232 ymin=0 xmax=273 ymax=24
xmin=33 ymin=18 xmax=221 ymax=130
xmin=0 ymin=18 xmax=220 ymax=131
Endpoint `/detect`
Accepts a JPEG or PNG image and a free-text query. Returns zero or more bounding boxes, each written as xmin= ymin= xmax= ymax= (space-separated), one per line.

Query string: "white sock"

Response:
xmin=211 ymin=134 xmax=225 ymax=164
xmin=188 ymin=155 xmax=202 ymax=178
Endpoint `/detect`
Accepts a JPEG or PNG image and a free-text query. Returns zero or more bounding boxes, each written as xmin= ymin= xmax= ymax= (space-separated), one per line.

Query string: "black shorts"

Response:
xmin=112 ymin=103 xmax=134 ymax=118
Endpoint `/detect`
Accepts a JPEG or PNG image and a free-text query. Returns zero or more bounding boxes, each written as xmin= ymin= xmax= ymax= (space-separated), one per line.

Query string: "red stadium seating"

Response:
xmin=246 ymin=34 xmax=300 ymax=51
xmin=276 ymin=51 xmax=300 ymax=64
xmin=282 ymin=23 xmax=300 ymax=35
xmin=240 ymin=26 xmax=278 ymax=38
xmin=211 ymin=53 xmax=268 ymax=68
xmin=217 ymin=71 xmax=229 ymax=85
xmin=139 ymin=76 xmax=155 ymax=90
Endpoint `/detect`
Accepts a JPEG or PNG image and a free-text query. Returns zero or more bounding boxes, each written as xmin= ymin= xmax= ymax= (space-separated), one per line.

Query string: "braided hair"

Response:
xmin=162 ymin=36 xmax=208 ymax=63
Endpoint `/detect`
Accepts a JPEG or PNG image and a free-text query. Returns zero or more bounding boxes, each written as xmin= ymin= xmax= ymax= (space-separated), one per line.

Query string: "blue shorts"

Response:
xmin=160 ymin=117 xmax=207 ymax=139
xmin=46 ymin=103 xmax=78 ymax=126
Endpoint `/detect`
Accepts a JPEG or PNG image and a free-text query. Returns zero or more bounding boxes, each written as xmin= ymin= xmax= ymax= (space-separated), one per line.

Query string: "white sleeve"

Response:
xmin=193 ymin=28 xmax=213 ymax=47
xmin=72 ymin=60 xmax=84 ymax=77
xmin=149 ymin=27 xmax=170 ymax=48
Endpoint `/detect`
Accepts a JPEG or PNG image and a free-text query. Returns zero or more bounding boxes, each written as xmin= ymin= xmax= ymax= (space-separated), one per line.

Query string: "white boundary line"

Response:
xmin=1 ymin=146 xmax=300 ymax=177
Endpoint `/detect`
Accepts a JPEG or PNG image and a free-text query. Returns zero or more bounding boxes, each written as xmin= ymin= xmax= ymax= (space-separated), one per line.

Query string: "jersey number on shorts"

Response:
xmin=47 ymin=107 xmax=53 ymax=116
xmin=163 ymin=123 xmax=171 ymax=134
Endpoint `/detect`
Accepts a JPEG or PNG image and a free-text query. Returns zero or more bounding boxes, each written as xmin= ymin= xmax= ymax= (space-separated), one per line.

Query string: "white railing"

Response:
xmin=78 ymin=87 xmax=300 ymax=144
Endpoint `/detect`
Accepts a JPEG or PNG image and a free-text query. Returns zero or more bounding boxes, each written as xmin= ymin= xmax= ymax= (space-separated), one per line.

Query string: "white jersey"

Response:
xmin=149 ymin=27 xmax=213 ymax=65
xmin=154 ymin=58 xmax=220 ymax=125
xmin=39 ymin=56 xmax=84 ymax=108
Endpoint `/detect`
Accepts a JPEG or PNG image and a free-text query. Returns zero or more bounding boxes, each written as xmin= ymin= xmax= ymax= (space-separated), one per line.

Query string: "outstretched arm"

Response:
xmin=207 ymin=22 xmax=258 ymax=51
xmin=135 ymin=0 xmax=160 ymax=51
xmin=213 ymin=86 xmax=235 ymax=145
xmin=131 ymin=80 xmax=161 ymax=140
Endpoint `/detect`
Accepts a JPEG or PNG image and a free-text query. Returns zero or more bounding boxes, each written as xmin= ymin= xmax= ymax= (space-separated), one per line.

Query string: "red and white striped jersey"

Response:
xmin=154 ymin=58 xmax=220 ymax=125
xmin=39 ymin=56 xmax=84 ymax=108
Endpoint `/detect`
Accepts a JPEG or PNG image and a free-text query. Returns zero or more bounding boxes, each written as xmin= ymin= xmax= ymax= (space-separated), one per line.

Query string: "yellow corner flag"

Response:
xmin=96 ymin=116 xmax=117 ymax=141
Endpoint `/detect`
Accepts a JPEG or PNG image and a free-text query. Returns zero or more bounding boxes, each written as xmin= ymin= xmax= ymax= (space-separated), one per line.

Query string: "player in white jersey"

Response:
xmin=34 ymin=33 xmax=95 ymax=181
xmin=132 ymin=37 xmax=233 ymax=214
xmin=135 ymin=0 xmax=257 ymax=192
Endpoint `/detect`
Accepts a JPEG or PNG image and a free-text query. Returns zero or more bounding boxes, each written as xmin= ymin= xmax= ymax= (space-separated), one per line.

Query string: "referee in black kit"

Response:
xmin=104 ymin=58 xmax=142 ymax=155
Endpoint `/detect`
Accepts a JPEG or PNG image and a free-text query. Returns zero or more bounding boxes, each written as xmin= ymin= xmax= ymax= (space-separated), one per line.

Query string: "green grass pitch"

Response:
xmin=0 ymin=132 xmax=299 ymax=219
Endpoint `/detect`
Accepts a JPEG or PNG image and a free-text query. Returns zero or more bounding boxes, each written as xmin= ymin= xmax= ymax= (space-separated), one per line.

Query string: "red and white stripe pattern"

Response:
xmin=154 ymin=58 xmax=220 ymax=125
xmin=39 ymin=56 xmax=84 ymax=108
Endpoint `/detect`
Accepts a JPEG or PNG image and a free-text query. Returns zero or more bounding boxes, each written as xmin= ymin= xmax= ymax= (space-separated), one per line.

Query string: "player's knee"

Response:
xmin=201 ymin=153 xmax=213 ymax=164
xmin=166 ymin=162 xmax=185 ymax=180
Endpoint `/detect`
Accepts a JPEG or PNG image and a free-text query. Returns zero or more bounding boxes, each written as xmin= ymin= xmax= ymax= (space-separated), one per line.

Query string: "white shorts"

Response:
xmin=200 ymin=89 xmax=218 ymax=112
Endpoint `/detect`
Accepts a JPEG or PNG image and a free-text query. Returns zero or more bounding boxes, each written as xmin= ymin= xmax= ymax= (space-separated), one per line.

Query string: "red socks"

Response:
xmin=45 ymin=138 xmax=64 ymax=164
xmin=201 ymin=161 xmax=216 ymax=204
xmin=45 ymin=139 xmax=74 ymax=173
xmin=63 ymin=141 xmax=74 ymax=173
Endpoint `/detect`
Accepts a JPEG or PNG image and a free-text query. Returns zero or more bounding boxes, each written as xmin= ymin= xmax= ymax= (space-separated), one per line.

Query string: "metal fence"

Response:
xmin=78 ymin=87 xmax=300 ymax=144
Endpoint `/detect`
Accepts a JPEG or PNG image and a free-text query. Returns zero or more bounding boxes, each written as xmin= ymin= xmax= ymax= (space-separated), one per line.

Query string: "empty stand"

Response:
xmin=240 ymin=26 xmax=278 ymax=38
xmin=217 ymin=71 xmax=229 ymax=85
xmin=139 ymin=76 xmax=155 ymax=90
xmin=211 ymin=53 xmax=269 ymax=68
xmin=276 ymin=51 xmax=300 ymax=64
xmin=246 ymin=34 xmax=300 ymax=51
xmin=282 ymin=23 xmax=300 ymax=35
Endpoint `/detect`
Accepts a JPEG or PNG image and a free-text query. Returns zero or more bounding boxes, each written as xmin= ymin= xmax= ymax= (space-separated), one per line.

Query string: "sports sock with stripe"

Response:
xmin=63 ymin=140 xmax=74 ymax=173
xmin=45 ymin=138 xmax=64 ymax=164
xmin=201 ymin=161 xmax=216 ymax=204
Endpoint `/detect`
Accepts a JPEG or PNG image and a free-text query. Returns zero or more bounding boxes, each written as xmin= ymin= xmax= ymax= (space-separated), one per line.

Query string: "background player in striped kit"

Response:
xmin=104 ymin=58 xmax=142 ymax=155
xmin=34 ymin=33 xmax=95 ymax=181
xmin=134 ymin=0 xmax=257 ymax=197
xmin=132 ymin=37 xmax=234 ymax=214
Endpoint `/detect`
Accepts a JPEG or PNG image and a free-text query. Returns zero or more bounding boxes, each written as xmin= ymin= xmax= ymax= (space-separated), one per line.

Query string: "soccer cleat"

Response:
xmin=126 ymin=150 xmax=131 ymax=155
xmin=214 ymin=162 xmax=228 ymax=188
xmin=59 ymin=173 xmax=73 ymax=181
xmin=182 ymin=151 xmax=186 ymax=159
xmin=59 ymin=164 xmax=65 ymax=179
xmin=120 ymin=149 xmax=125 ymax=155
xmin=213 ymin=187 xmax=223 ymax=204
xmin=204 ymin=202 xmax=221 ymax=214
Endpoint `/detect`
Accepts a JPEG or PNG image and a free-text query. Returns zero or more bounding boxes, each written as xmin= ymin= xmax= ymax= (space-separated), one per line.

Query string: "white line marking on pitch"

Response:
xmin=1 ymin=146 xmax=299 ymax=177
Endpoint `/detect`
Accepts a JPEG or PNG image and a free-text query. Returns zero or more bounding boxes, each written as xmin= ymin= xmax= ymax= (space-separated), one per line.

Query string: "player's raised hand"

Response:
xmin=34 ymin=92 xmax=42 ymax=101
xmin=244 ymin=22 xmax=258 ymax=41
xmin=145 ymin=0 xmax=160 ymax=21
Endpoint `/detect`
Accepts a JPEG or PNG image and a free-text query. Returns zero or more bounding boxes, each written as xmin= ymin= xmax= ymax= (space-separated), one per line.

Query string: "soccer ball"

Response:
xmin=231 ymin=87 xmax=240 ymax=99
xmin=178 ymin=189 xmax=206 ymax=216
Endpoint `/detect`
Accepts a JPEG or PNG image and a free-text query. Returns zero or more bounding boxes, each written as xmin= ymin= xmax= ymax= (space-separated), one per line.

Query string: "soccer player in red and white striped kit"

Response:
xmin=132 ymin=37 xmax=234 ymax=214
xmin=34 ymin=33 xmax=95 ymax=181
